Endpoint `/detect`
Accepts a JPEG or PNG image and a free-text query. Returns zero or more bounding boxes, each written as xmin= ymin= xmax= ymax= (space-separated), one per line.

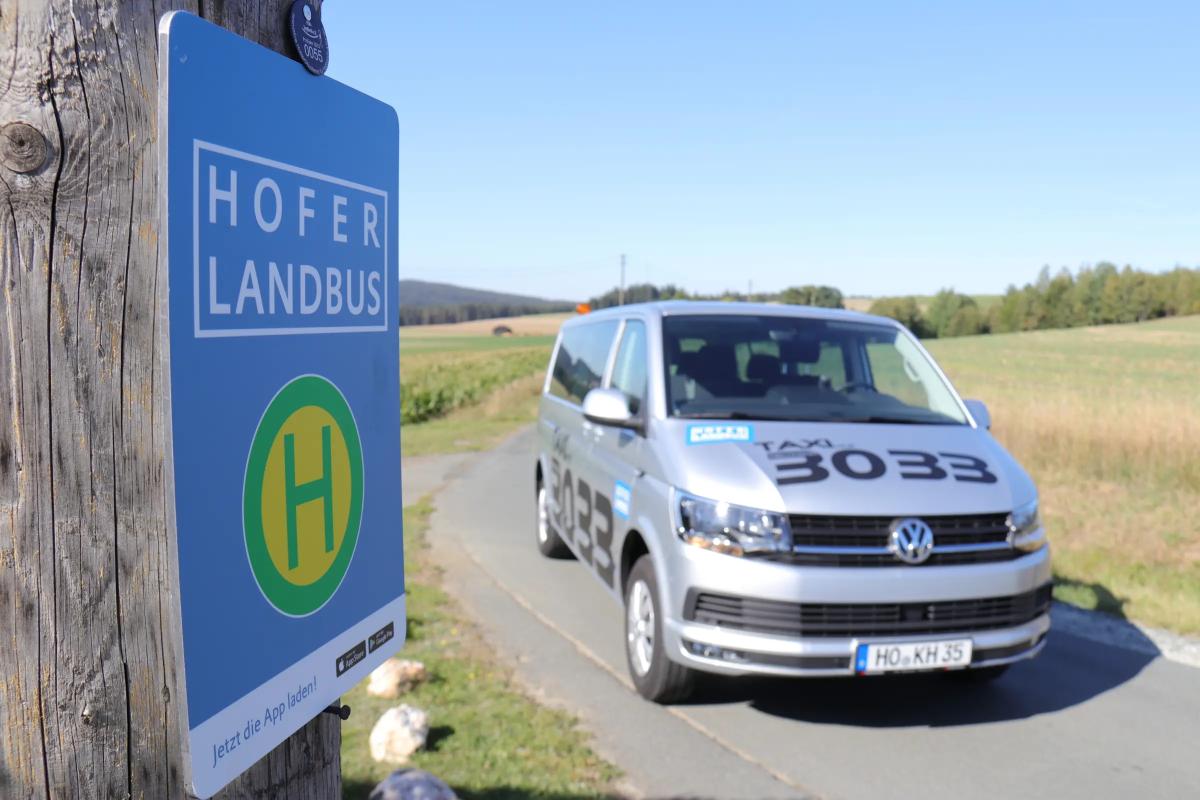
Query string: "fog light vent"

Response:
xmin=684 ymin=639 xmax=748 ymax=663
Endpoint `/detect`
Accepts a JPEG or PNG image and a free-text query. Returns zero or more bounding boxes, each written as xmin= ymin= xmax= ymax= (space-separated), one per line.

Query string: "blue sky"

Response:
xmin=324 ymin=1 xmax=1198 ymax=301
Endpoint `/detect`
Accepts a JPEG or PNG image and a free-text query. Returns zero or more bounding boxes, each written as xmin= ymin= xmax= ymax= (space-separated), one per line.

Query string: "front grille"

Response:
xmin=777 ymin=512 xmax=1018 ymax=567
xmin=742 ymin=653 xmax=852 ymax=670
xmin=684 ymin=585 xmax=1053 ymax=638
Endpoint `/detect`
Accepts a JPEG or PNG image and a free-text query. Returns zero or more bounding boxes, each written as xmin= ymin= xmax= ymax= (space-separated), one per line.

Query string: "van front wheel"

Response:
xmin=536 ymin=479 xmax=573 ymax=559
xmin=624 ymin=555 xmax=694 ymax=703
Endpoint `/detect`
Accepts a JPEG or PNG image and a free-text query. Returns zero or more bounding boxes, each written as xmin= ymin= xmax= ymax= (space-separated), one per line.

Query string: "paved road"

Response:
xmin=415 ymin=429 xmax=1200 ymax=800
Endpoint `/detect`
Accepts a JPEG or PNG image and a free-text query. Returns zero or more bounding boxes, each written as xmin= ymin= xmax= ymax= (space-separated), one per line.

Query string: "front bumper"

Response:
xmin=660 ymin=545 xmax=1053 ymax=677
xmin=668 ymin=612 xmax=1050 ymax=676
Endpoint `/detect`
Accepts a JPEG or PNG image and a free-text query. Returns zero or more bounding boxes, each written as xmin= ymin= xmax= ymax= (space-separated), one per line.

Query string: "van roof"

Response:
xmin=562 ymin=300 xmax=901 ymax=329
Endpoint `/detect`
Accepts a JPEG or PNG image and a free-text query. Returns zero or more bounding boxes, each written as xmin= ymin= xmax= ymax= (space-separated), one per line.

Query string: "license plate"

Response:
xmin=855 ymin=639 xmax=972 ymax=674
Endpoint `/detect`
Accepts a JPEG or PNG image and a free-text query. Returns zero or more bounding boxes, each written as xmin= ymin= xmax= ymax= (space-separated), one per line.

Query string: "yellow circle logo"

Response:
xmin=244 ymin=375 xmax=363 ymax=616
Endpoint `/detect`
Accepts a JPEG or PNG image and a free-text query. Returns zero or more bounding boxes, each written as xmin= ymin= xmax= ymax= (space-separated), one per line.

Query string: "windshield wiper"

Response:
xmin=675 ymin=411 xmax=958 ymax=425
xmin=675 ymin=411 xmax=796 ymax=422
xmin=844 ymin=415 xmax=956 ymax=425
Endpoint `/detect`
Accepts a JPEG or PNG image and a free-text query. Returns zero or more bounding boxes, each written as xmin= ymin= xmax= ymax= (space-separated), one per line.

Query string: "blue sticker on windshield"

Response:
xmin=686 ymin=424 xmax=754 ymax=445
xmin=613 ymin=481 xmax=632 ymax=519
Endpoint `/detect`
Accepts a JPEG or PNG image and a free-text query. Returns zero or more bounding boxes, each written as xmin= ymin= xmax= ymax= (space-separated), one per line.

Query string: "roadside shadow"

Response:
xmin=456 ymin=790 xmax=627 ymax=800
xmin=345 ymin=778 xmax=625 ymax=800
xmin=423 ymin=724 xmax=455 ymax=752
xmin=678 ymin=608 xmax=1162 ymax=728
xmin=1052 ymin=575 xmax=1128 ymax=620
xmin=342 ymin=777 xmax=376 ymax=799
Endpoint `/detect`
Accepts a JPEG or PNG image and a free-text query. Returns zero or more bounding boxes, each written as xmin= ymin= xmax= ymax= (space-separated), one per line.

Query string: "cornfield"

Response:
xmin=400 ymin=346 xmax=550 ymax=424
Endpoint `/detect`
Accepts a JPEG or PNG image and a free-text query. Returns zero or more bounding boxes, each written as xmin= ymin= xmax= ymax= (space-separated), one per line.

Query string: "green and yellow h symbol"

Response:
xmin=283 ymin=425 xmax=334 ymax=570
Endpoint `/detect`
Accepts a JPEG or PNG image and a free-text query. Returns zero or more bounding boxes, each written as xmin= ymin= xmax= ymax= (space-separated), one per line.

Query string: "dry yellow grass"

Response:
xmin=927 ymin=316 xmax=1200 ymax=633
xmin=403 ymin=311 xmax=572 ymax=337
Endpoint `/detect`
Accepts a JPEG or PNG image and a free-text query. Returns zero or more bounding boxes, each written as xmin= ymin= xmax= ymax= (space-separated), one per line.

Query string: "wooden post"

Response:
xmin=0 ymin=2 xmax=340 ymax=797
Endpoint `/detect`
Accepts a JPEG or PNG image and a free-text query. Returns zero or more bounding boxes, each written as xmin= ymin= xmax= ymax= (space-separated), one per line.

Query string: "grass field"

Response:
xmin=401 ymin=373 xmax=546 ymax=456
xmin=401 ymin=312 xmax=571 ymax=337
xmin=342 ymin=501 xmax=618 ymax=799
xmin=401 ymin=334 xmax=557 ymax=354
xmin=400 ymin=345 xmax=550 ymax=424
xmin=928 ymin=315 xmax=1200 ymax=634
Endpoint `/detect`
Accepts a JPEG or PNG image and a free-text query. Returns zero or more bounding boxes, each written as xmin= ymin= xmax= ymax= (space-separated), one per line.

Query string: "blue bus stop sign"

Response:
xmin=159 ymin=13 xmax=403 ymax=796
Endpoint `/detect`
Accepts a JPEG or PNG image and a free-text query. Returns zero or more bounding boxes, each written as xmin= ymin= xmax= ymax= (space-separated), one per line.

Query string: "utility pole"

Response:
xmin=0 ymin=3 xmax=339 ymax=798
xmin=619 ymin=253 xmax=626 ymax=305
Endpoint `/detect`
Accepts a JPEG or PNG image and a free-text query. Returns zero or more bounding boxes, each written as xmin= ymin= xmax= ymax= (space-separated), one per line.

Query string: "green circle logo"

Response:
xmin=243 ymin=374 xmax=363 ymax=617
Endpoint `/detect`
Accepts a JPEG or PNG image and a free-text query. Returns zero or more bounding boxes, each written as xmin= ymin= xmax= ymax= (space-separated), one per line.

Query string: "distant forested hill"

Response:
xmin=398 ymin=279 xmax=573 ymax=325
xmin=399 ymin=279 xmax=570 ymax=308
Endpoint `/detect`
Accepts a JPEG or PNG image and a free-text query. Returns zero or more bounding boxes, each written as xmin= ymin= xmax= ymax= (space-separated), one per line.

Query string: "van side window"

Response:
xmin=609 ymin=320 xmax=647 ymax=415
xmin=549 ymin=320 xmax=619 ymax=404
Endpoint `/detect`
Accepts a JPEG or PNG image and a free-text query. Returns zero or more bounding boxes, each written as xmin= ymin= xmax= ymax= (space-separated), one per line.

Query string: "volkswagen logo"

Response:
xmin=888 ymin=518 xmax=935 ymax=564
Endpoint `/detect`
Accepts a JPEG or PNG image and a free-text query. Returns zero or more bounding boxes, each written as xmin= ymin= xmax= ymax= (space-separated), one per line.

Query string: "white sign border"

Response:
xmin=189 ymin=594 xmax=406 ymax=797
xmin=191 ymin=139 xmax=391 ymax=339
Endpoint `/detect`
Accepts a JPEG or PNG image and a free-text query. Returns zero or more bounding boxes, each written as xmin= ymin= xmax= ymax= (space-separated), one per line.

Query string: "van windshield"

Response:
xmin=662 ymin=315 xmax=968 ymax=425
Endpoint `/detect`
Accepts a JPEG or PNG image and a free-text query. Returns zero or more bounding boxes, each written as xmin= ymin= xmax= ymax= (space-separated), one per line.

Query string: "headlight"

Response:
xmin=674 ymin=491 xmax=792 ymax=557
xmin=1007 ymin=498 xmax=1045 ymax=553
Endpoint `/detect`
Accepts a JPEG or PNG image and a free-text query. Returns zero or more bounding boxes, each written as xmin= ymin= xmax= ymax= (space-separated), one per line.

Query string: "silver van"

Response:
xmin=535 ymin=302 xmax=1050 ymax=702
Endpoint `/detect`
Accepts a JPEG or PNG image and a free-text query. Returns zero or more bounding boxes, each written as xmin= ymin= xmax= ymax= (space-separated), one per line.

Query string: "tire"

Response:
xmin=535 ymin=478 xmax=573 ymax=559
xmin=624 ymin=555 xmax=694 ymax=703
xmin=952 ymin=664 xmax=1009 ymax=683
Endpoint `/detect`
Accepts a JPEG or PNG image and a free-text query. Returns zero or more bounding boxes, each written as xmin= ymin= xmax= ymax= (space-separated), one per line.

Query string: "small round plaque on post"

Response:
xmin=289 ymin=0 xmax=329 ymax=76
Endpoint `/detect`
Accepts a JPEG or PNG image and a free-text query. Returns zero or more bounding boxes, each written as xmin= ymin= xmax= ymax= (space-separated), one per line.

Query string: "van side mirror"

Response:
xmin=964 ymin=399 xmax=991 ymax=430
xmin=582 ymin=388 xmax=642 ymax=431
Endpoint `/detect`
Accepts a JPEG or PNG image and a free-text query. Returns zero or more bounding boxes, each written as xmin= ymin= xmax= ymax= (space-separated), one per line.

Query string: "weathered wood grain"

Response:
xmin=0 ymin=2 xmax=340 ymax=798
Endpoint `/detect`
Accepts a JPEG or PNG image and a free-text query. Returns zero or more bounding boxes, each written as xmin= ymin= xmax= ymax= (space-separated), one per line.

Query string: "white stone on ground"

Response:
xmin=367 ymin=659 xmax=429 ymax=698
xmin=369 ymin=768 xmax=457 ymax=800
xmin=369 ymin=705 xmax=430 ymax=764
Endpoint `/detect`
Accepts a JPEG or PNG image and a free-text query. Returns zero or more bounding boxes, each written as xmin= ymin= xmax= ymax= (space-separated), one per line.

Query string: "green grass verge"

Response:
xmin=1049 ymin=551 xmax=1200 ymax=633
xmin=342 ymin=500 xmax=619 ymax=799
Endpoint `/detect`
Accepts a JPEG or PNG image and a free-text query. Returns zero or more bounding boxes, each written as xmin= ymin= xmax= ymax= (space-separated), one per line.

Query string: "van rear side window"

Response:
xmin=549 ymin=320 xmax=619 ymax=404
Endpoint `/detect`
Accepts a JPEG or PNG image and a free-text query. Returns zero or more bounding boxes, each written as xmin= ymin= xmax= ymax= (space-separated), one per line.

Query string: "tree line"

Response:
xmin=870 ymin=264 xmax=1200 ymax=338
xmin=587 ymin=282 xmax=846 ymax=309
xmin=402 ymin=264 xmax=1200 ymax=337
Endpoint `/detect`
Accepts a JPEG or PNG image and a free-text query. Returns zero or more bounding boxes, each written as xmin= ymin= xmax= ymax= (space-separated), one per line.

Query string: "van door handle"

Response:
xmin=542 ymin=419 xmax=558 ymax=433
